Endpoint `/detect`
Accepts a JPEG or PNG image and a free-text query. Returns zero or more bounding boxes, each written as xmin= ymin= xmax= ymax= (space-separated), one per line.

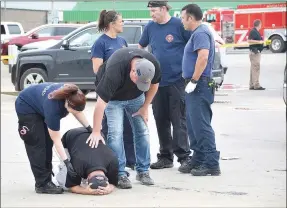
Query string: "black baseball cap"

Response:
xmin=147 ymin=1 xmax=172 ymax=10
xmin=88 ymin=174 xmax=108 ymax=189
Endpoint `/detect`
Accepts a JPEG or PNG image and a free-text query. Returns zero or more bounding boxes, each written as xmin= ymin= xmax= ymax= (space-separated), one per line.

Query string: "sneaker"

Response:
xmin=136 ymin=172 xmax=154 ymax=185
xmin=190 ymin=165 xmax=221 ymax=176
xmin=117 ymin=175 xmax=132 ymax=189
xmin=178 ymin=157 xmax=195 ymax=173
xmin=150 ymin=158 xmax=173 ymax=169
xmin=35 ymin=181 xmax=64 ymax=194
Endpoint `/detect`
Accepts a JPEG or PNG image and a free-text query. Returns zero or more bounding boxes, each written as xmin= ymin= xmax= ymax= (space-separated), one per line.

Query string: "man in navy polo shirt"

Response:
xmin=180 ymin=4 xmax=221 ymax=176
xmin=138 ymin=1 xmax=191 ymax=172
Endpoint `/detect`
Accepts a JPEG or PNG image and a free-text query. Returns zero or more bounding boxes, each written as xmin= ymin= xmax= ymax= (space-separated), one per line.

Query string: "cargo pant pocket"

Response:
xmin=18 ymin=121 xmax=38 ymax=146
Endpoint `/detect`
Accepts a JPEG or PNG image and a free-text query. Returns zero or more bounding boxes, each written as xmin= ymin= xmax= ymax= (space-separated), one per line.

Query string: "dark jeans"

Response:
xmin=102 ymin=111 xmax=136 ymax=166
xmin=152 ymin=78 xmax=191 ymax=163
xmin=185 ymin=77 xmax=220 ymax=168
xmin=17 ymin=113 xmax=53 ymax=187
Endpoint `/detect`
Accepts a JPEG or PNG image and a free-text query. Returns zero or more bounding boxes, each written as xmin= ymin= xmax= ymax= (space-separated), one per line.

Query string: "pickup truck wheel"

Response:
xmin=81 ymin=90 xmax=90 ymax=95
xmin=270 ymin=35 xmax=286 ymax=53
xmin=20 ymin=68 xmax=48 ymax=91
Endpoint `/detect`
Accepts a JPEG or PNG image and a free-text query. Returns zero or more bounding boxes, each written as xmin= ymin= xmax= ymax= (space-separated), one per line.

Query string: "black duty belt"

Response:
xmin=184 ymin=76 xmax=211 ymax=85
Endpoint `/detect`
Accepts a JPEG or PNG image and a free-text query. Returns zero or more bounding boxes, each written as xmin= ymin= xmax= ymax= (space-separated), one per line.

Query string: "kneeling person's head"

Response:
xmin=88 ymin=171 xmax=109 ymax=189
xmin=130 ymin=58 xmax=155 ymax=92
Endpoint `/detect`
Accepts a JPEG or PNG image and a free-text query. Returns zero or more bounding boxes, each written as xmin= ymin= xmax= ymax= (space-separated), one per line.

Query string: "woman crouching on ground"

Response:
xmin=15 ymin=83 xmax=92 ymax=194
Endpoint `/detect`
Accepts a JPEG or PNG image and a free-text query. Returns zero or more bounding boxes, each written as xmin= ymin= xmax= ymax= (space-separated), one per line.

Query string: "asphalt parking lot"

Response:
xmin=1 ymin=52 xmax=286 ymax=207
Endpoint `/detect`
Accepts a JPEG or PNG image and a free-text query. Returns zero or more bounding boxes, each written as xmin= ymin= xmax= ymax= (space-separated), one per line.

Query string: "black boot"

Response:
xmin=190 ymin=165 xmax=221 ymax=176
xmin=178 ymin=157 xmax=197 ymax=173
xmin=126 ymin=163 xmax=135 ymax=170
xmin=150 ymin=157 xmax=173 ymax=169
xmin=35 ymin=181 xmax=64 ymax=194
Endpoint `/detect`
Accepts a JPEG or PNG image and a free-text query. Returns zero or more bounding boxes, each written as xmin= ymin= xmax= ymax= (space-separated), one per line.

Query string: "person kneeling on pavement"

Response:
xmin=87 ymin=47 xmax=161 ymax=189
xmin=56 ymin=127 xmax=118 ymax=195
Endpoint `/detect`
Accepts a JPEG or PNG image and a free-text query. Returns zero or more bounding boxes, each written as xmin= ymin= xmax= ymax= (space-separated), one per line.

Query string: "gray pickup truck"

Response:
xmin=11 ymin=20 xmax=226 ymax=93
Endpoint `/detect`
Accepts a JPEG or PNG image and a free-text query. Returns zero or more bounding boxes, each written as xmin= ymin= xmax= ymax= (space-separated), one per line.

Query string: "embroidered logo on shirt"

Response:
xmin=166 ymin=34 xmax=174 ymax=43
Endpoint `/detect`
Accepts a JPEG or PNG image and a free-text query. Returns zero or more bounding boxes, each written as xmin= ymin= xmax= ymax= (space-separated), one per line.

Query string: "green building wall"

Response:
xmin=63 ymin=1 xmax=285 ymax=23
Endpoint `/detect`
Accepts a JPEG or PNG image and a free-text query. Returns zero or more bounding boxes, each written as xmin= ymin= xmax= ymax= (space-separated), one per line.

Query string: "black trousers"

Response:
xmin=152 ymin=78 xmax=191 ymax=162
xmin=102 ymin=112 xmax=136 ymax=166
xmin=17 ymin=113 xmax=53 ymax=187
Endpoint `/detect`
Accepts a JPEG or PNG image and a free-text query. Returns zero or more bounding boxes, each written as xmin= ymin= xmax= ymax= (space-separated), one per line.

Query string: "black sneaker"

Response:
xmin=35 ymin=181 xmax=64 ymax=194
xmin=117 ymin=175 xmax=132 ymax=189
xmin=178 ymin=157 xmax=195 ymax=173
xmin=190 ymin=165 xmax=221 ymax=176
xmin=150 ymin=158 xmax=173 ymax=169
xmin=254 ymin=86 xmax=265 ymax=90
xmin=136 ymin=172 xmax=154 ymax=185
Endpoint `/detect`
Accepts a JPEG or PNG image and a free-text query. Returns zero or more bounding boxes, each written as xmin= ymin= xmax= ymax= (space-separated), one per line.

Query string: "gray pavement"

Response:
xmin=1 ymin=53 xmax=286 ymax=207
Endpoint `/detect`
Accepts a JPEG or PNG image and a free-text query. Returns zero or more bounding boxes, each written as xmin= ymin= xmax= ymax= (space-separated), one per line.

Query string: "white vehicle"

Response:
xmin=1 ymin=22 xmax=24 ymax=43
xmin=202 ymin=22 xmax=228 ymax=72
xmin=202 ymin=22 xmax=228 ymax=88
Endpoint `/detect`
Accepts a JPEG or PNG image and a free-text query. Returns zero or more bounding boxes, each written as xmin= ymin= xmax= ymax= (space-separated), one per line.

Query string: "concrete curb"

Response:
xmin=1 ymin=91 xmax=19 ymax=96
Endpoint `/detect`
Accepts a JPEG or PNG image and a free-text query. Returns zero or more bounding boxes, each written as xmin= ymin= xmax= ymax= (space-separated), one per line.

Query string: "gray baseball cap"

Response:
xmin=135 ymin=58 xmax=155 ymax=92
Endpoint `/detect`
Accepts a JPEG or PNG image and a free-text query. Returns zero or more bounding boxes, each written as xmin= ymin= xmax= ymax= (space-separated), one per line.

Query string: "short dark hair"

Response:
xmin=253 ymin=19 xmax=261 ymax=27
xmin=98 ymin=10 xmax=120 ymax=32
xmin=181 ymin=4 xmax=203 ymax=21
xmin=147 ymin=1 xmax=172 ymax=11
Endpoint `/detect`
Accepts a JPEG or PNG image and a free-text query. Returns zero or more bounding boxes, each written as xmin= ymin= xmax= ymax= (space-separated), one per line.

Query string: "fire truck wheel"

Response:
xmin=270 ymin=35 xmax=286 ymax=53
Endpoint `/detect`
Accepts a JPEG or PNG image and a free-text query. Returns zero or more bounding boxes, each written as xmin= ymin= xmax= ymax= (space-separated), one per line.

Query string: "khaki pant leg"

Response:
xmin=250 ymin=52 xmax=261 ymax=88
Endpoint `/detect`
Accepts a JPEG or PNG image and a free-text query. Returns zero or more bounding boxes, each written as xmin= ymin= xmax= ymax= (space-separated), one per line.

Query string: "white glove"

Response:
xmin=185 ymin=81 xmax=197 ymax=93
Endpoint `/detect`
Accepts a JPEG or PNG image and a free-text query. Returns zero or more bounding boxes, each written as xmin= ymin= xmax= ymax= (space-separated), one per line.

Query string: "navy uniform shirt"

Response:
xmin=182 ymin=24 xmax=215 ymax=79
xmin=15 ymin=83 xmax=68 ymax=131
xmin=248 ymin=28 xmax=263 ymax=52
xmin=139 ymin=17 xmax=191 ymax=86
xmin=91 ymin=34 xmax=128 ymax=62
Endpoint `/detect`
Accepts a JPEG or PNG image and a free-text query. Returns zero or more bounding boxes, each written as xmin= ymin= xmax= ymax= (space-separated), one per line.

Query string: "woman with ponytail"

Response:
xmin=91 ymin=10 xmax=136 ymax=170
xmin=15 ymin=83 xmax=92 ymax=194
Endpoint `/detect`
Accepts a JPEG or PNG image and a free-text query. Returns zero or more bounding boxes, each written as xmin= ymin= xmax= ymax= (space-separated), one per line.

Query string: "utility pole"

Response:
xmin=51 ymin=0 xmax=54 ymax=23
xmin=3 ymin=0 xmax=7 ymax=20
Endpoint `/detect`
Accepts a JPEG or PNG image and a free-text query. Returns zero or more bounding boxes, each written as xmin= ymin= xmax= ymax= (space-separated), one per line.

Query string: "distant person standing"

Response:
xmin=181 ymin=4 xmax=221 ymax=176
xmin=91 ymin=10 xmax=136 ymax=169
xmin=138 ymin=1 xmax=191 ymax=172
xmin=248 ymin=19 xmax=265 ymax=90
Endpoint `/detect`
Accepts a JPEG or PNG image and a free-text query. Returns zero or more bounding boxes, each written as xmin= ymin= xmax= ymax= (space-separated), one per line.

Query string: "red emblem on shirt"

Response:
xmin=166 ymin=34 xmax=174 ymax=43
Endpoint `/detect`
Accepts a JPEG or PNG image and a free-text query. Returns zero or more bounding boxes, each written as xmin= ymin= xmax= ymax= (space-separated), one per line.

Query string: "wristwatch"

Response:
xmin=190 ymin=78 xmax=197 ymax=84
xmin=86 ymin=125 xmax=93 ymax=133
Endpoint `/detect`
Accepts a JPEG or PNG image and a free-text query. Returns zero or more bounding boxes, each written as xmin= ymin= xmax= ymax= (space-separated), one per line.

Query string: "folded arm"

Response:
xmin=70 ymin=184 xmax=115 ymax=195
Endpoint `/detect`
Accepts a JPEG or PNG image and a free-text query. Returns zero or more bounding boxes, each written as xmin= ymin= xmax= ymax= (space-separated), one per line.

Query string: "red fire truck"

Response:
xmin=204 ymin=3 xmax=287 ymax=53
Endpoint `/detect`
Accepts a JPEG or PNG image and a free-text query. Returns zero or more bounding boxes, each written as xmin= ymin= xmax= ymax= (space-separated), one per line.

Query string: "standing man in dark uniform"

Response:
xmin=181 ymin=4 xmax=221 ymax=176
xmin=248 ymin=19 xmax=265 ymax=90
xmin=138 ymin=1 xmax=191 ymax=172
